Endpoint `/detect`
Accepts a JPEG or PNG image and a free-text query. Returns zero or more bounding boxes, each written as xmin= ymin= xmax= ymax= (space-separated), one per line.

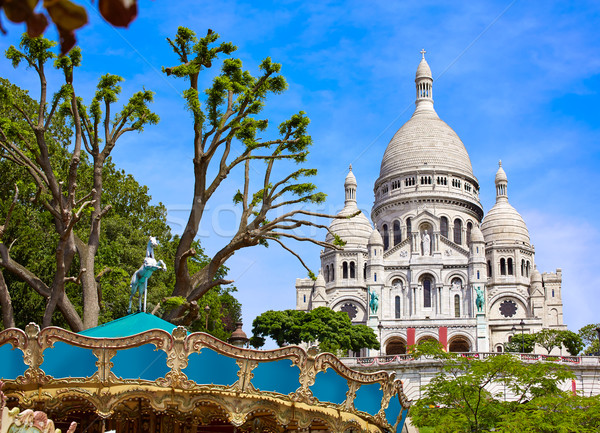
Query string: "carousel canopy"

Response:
xmin=79 ymin=312 xmax=177 ymax=338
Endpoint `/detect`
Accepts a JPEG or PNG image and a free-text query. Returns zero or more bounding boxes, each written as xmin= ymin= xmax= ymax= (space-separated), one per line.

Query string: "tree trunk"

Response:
xmin=0 ymin=270 xmax=15 ymax=329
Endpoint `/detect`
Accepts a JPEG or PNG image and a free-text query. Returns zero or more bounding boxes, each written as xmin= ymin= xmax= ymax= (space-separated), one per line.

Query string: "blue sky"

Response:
xmin=1 ymin=0 xmax=599 ymax=339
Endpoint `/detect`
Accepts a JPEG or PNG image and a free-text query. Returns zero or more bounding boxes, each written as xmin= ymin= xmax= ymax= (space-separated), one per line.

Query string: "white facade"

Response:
xmin=295 ymin=53 xmax=565 ymax=355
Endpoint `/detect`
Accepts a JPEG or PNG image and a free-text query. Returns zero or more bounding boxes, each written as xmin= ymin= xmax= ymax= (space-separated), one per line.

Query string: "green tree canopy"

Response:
xmin=503 ymin=333 xmax=536 ymax=353
xmin=250 ymin=307 xmax=379 ymax=354
xmin=578 ymin=323 xmax=600 ymax=355
xmin=410 ymin=343 xmax=577 ymax=433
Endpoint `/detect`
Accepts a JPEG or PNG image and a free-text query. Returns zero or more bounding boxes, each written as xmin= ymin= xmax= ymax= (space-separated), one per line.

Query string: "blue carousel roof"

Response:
xmin=78 ymin=312 xmax=177 ymax=337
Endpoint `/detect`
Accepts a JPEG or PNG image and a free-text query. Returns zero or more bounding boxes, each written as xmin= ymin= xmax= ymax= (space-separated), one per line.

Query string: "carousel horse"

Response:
xmin=128 ymin=237 xmax=167 ymax=314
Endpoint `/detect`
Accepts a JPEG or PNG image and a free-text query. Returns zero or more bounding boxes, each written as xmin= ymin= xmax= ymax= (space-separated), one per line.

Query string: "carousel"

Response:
xmin=0 ymin=312 xmax=410 ymax=432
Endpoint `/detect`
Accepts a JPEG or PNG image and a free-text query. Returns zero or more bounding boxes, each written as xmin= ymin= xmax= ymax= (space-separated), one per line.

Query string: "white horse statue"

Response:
xmin=128 ymin=237 xmax=167 ymax=314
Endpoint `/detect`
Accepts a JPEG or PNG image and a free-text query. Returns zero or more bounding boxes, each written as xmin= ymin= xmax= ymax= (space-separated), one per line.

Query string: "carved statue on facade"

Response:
xmin=421 ymin=230 xmax=431 ymax=256
xmin=128 ymin=237 xmax=167 ymax=313
xmin=475 ymin=286 xmax=485 ymax=313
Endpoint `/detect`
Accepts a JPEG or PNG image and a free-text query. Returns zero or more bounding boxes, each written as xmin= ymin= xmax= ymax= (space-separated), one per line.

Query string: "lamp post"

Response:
xmin=595 ymin=327 xmax=600 ymax=356
xmin=519 ymin=319 xmax=525 ymax=353
xmin=204 ymin=304 xmax=211 ymax=330
xmin=377 ymin=322 xmax=383 ymax=356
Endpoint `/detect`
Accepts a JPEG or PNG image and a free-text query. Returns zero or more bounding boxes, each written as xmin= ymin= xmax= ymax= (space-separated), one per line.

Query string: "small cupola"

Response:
xmin=415 ymin=49 xmax=434 ymax=111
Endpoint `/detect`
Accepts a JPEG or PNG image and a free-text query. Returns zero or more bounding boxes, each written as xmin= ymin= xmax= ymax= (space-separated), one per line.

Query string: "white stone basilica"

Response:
xmin=295 ymin=53 xmax=565 ymax=355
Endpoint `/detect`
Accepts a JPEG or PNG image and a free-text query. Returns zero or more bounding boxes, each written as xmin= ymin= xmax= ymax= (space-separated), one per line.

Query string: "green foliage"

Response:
xmin=410 ymin=344 xmax=576 ymax=433
xmin=534 ymin=328 xmax=563 ymax=354
xmin=559 ymin=330 xmax=584 ymax=356
xmin=578 ymin=323 xmax=600 ymax=355
xmin=250 ymin=307 xmax=379 ymax=354
xmin=495 ymin=394 xmax=600 ymax=433
xmin=504 ymin=333 xmax=536 ymax=353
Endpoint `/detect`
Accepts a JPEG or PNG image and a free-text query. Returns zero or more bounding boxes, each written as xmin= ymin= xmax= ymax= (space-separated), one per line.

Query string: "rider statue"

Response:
xmin=369 ymin=287 xmax=379 ymax=315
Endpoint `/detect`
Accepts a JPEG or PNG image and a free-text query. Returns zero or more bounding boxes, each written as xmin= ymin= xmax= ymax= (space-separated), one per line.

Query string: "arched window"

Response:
xmin=526 ymin=261 xmax=530 ymax=277
xmin=487 ymin=260 xmax=492 ymax=277
xmin=374 ymin=273 xmax=377 ymax=282
xmin=395 ymin=296 xmax=401 ymax=318
xmin=363 ymin=263 xmax=367 ymax=280
xmin=454 ymin=294 xmax=460 ymax=318
xmin=496 ymin=346 xmax=503 ymax=353
xmin=331 ymin=266 xmax=335 ymax=280
xmin=423 ymin=278 xmax=432 ymax=308
xmin=406 ymin=218 xmax=412 ymax=237
xmin=392 ymin=278 xmax=402 ymax=288
xmin=500 ymin=258 xmax=506 ymax=276
xmin=507 ymin=258 xmax=513 ymax=275
xmin=393 ymin=220 xmax=401 ymax=245
xmin=454 ymin=219 xmax=462 ymax=244
xmin=350 ymin=262 xmax=356 ymax=279
xmin=466 ymin=222 xmax=472 ymax=244
xmin=343 ymin=262 xmax=348 ymax=279
xmin=325 ymin=265 xmax=329 ymax=282
xmin=477 ymin=270 xmax=480 ymax=279
xmin=440 ymin=216 xmax=449 ymax=238
xmin=383 ymin=224 xmax=389 ymax=250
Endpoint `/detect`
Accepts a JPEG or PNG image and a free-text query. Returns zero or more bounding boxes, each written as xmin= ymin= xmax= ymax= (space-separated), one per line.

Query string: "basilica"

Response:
xmin=295 ymin=53 xmax=565 ymax=355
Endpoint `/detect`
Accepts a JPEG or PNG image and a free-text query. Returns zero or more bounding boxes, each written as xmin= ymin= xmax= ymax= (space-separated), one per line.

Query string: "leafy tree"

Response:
xmin=409 ymin=343 xmax=576 ymax=433
xmin=0 ymin=35 xmax=158 ymax=330
xmin=578 ymin=323 xmax=600 ymax=355
xmin=535 ymin=328 xmax=564 ymax=354
xmin=504 ymin=333 xmax=536 ymax=353
xmin=495 ymin=394 xmax=600 ymax=433
xmin=559 ymin=330 xmax=584 ymax=356
xmin=1 ymin=0 xmax=138 ymax=54
xmin=162 ymin=28 xmax=350 ymax=323
xmin=250 ymin=307 xmax=379 ymax=354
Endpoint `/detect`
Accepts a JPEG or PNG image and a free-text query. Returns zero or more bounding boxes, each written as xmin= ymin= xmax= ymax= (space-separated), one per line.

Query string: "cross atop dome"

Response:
xmin=349 ymin=164 xmax=352 ymax=172
xmin=420 ymin=48 xmax=426 ymax=59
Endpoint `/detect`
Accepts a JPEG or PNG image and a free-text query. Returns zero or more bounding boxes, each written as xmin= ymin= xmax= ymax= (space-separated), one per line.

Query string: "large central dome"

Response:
xmin=379 ymin=55 xmax=475 ymax=181
xmin=379 ymin=110 xmax=475 ymax=180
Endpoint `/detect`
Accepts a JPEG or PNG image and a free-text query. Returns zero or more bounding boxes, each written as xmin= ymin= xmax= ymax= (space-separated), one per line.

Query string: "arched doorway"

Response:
xmin=448 ymin=336 xmax=471 ymax=353
xmin=385 ymin=338 xmax=407 ymax=355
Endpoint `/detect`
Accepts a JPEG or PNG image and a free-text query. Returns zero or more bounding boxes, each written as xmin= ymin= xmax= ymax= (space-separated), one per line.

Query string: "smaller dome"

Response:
xmin=470 ymin=225 xmax=485 ymax=243
xmin=495 ymin=160 xmax=507 ymax=183
xmin=481 ymin=200 xmax=530 ymax=244
xmin=326 ymin=209 xmax=373 ymax=247
xmin=368 ymin=227 xmax=383 ymax=246
xmin=326 ymin=167 xmax=373 ymax=247
xmin=415 ymin=50 xmax=432 ymax=80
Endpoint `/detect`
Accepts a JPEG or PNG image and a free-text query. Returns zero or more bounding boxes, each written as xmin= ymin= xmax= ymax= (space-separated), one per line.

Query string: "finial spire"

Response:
xmin=349 ymin=164 xmax=352 ymax=172
xmin=498 ymin=160 xmax=502 ymax=168
xmin=420 ymin=48 xmax=426 ymax=59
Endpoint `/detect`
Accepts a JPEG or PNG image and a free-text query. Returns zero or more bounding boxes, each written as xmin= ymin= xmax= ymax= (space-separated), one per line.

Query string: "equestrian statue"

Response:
xmin=128 ymin=236 xmax=167 ymax=314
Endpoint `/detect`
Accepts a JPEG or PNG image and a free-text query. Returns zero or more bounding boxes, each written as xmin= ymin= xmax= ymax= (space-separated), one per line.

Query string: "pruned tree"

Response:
xmin=0 ymin=35 xmax=157 ymax=330
xmin=162 ymin=27 xmax=349 ymax=322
